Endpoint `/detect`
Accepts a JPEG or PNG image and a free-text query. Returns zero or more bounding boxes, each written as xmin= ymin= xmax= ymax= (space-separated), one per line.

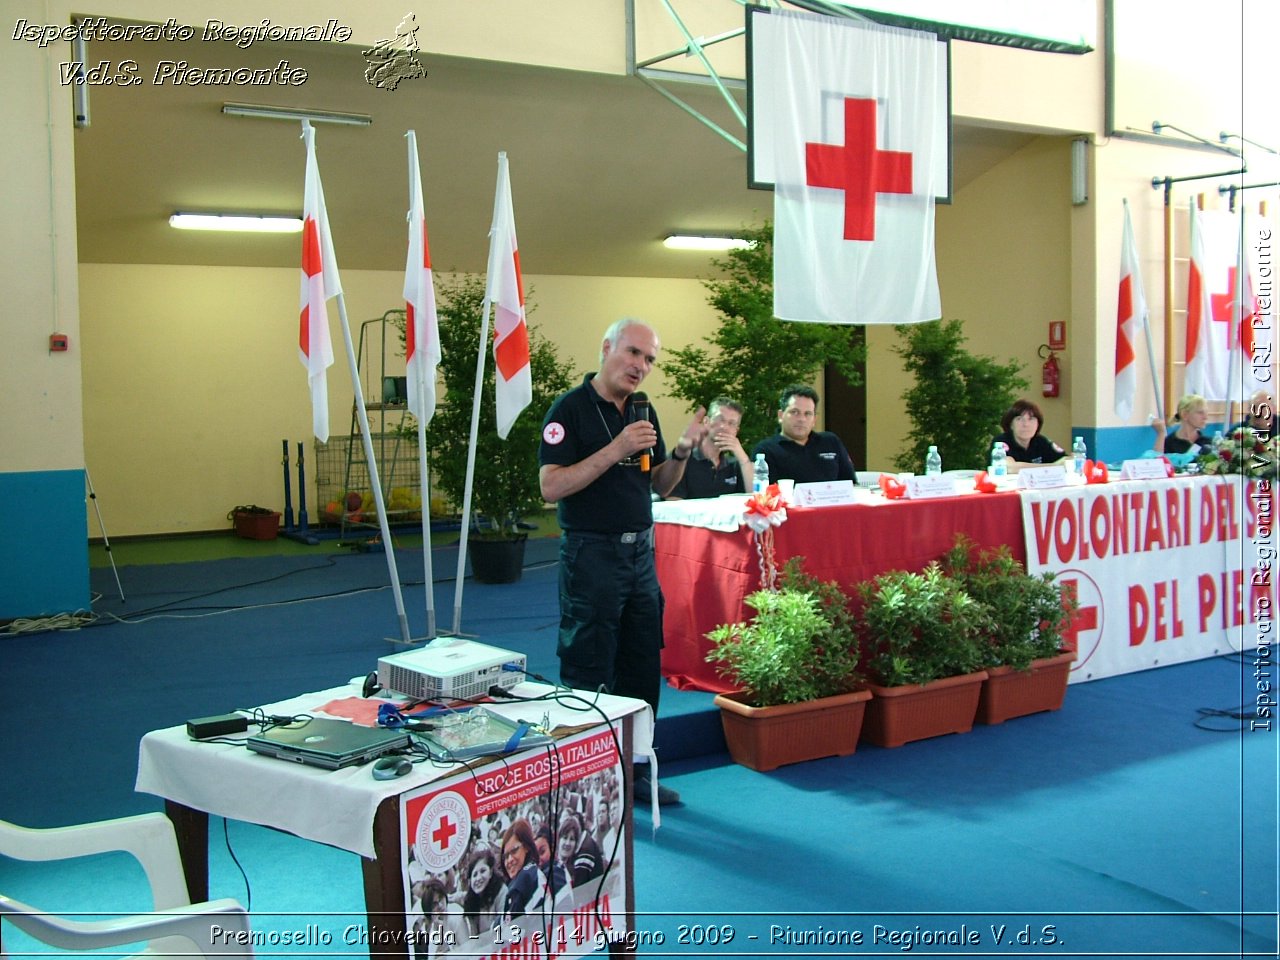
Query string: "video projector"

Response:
xmin=377 ymin=638 xmax=527 ymax=702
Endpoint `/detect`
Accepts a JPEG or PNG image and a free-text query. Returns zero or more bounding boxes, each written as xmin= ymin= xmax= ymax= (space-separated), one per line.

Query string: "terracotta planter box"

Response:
xmin=713 ymin=689 xmax=872 ymax=772
xmin=232 ymin=510 xmax=280 ymax=540
xmin=861 ymin=671 xmax=988 ymax=748
xmin=977 ymin=651 xmax=1075 ymax=725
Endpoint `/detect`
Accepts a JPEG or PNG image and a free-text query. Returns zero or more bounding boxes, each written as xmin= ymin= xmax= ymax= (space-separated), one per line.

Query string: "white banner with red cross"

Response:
xmin=1020 ymin=475 xmax=1275 ymax=686
xmin=753 ymin=8 xmax=948 ymax=326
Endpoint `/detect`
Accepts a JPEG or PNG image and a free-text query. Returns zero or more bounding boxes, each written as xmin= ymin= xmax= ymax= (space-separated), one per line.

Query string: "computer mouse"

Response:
xmin=371 ymin=755 xmax=413 ymax=780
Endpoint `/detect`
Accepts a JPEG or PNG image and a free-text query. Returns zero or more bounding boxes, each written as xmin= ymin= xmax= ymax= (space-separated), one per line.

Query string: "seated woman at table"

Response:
xmin=994 ymin=399 xmax=1065 ymax=463
xmin=1151 ymin=394 xmax=1211 ymax=455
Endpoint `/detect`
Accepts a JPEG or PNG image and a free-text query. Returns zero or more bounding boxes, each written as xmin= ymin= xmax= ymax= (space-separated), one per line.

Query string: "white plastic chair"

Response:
xmin=0 ymin=813 xmax=252 ymax=958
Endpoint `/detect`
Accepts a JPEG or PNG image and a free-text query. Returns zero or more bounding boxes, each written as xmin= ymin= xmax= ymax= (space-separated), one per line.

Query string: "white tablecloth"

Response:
xmin=136 ymin=681 xmax=653 ymax=858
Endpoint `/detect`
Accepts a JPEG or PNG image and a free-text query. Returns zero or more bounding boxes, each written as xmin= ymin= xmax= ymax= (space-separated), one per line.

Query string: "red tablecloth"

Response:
xmin=656 ymin=493 xmax=1025 ymax=692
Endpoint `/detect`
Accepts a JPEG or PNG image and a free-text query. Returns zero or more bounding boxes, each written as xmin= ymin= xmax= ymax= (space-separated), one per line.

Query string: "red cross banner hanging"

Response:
xmin=755 ymin=9 xmax=947 ymax=326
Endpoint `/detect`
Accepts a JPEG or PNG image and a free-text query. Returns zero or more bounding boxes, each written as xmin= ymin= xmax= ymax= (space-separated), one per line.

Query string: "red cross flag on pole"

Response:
xmin=486 ymin=152 xmax=531 ymax=439
xmin=1184 ymin=205 xmax=1238 ymax=401
xmin=298 ymin=120 xmax=341 ymax=441
xmin=403 ymin=130 xmax=440 ymax=425
xmin=759 ymin=10 xmax=946 ymax=325
xmin=1114 ymin=200 xmax=1147 ymax=421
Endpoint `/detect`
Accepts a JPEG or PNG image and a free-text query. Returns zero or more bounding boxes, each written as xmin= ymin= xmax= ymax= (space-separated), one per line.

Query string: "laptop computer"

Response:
xmin=246 ymin=717 xmax=412 ymax=770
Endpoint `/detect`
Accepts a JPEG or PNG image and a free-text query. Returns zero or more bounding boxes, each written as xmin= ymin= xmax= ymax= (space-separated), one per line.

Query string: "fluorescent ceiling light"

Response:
xmin=663 ymin=235 xmax=753 ymax=251
xmin=222 ymin=102 xmax=372 ymax=126
xmin=169 ymin=213 xmax=303 ymax=233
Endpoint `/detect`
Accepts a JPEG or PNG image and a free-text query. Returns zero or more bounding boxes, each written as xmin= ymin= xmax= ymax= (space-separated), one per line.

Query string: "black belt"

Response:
xmin=566 ymin=528 xmax=652 ymax=545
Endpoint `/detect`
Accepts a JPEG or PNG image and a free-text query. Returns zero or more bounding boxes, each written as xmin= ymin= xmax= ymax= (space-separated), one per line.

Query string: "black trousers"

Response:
xmin=556 ymin=530 xmax=664 ymax=716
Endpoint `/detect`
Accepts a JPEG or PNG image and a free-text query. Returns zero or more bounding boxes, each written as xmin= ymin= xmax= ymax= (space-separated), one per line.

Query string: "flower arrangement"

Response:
xmin=1197 ymin=428 xmax=1279 ymax=479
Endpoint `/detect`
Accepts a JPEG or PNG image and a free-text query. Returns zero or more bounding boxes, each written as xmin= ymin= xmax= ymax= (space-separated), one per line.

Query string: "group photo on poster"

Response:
xmin=399 ymin=727 xmax=629 ymax=959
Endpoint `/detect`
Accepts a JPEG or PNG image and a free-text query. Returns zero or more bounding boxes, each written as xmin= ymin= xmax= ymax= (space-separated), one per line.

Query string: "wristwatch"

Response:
xmin=672 ymin=443 xmax=691 ymax=461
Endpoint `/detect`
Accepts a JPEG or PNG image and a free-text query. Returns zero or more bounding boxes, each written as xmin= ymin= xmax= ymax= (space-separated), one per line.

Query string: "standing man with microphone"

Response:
xmin=539 ymin=318 xmax=703 ymax=806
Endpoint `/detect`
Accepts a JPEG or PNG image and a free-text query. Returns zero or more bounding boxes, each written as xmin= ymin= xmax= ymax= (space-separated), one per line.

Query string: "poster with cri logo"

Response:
xmin=399 ymin=727 xmax=628 ymax=959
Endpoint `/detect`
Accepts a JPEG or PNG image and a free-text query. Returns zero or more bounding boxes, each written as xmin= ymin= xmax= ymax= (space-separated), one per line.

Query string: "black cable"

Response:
xmin=221 ymin=817 xmax=252 ymax=912
xmin=484 ymin=680 xmax=629 ymax=947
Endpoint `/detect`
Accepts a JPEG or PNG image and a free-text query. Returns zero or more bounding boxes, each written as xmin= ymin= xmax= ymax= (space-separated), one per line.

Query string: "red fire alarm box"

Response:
xmin=49 ymin=333 xmax=69 ymax=352
xmin=1048 ymin=321 xmax=1066 ymax=351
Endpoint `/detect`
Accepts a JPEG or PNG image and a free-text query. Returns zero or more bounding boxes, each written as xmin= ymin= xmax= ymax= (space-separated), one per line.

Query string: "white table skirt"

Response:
xmin=136 ymin=681 xmax=653 ymax=859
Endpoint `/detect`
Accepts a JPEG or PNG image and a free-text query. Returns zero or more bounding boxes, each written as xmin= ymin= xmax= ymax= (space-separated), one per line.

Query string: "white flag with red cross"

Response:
xmin=403 ymin=130 xmax=441 ymax=425
xmin=760 ymin=9 xmax=946 ymax=325
xmin=1113 ymin=200 xmax=1147 ymax=421
xmin=1185 ymin=207 xmax=1267 ymax=401
xmin=298 ymin=121 xmax=341 ymax=441
xmin=486 ymin=152 xmax=531 ymax=440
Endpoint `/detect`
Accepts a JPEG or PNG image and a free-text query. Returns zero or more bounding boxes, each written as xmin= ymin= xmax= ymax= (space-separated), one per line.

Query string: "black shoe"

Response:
xmin=633 ymin=773 xmax=681 ymax=806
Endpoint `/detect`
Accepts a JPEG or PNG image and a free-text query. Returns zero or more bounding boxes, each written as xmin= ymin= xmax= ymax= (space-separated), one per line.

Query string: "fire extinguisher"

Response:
xmin=1039 ymin=344 xmax=1060 ymax=398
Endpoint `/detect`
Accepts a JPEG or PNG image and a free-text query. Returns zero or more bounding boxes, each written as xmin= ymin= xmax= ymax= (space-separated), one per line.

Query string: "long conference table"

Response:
xmin=656 ymin=474 xmax=1268 ymax=693
xmin=654 ymin=489 xmax=1025 ymax=693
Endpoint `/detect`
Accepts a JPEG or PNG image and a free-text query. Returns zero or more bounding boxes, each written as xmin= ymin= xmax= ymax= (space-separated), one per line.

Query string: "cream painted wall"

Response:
xmin=3 ymin=3 xmax=83 ymax=473
xmin=18 ymin=0 xmax=1277 ymax=551
xmin=78 ymin=264 xmax=720 ymax=535
xmin=862 ymin=135 xmax=1073 ymax=472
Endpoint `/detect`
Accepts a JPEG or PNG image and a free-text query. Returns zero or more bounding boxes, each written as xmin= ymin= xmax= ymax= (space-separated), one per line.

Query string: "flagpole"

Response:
xmin=335 ymin=291 xmax=412 ymax=644
xmin=299 ymin=119 xmax=409 ymax=644
xmin=451 ymin=293 xmax=493 ymax=637
xmin=417 ymin=375 xmax=437 ymax=640
xmin=1225 ymin=211 xmax=1246 ymax=423
xmin=1142 ymin=315 xmax=1164 ymax=422
xmin=405 ymin=130 xmax=437 ymax=642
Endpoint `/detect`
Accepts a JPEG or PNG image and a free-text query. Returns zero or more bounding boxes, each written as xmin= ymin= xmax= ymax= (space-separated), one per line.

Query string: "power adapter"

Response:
xmin=187 ymin=713 xmax=249 ymax=740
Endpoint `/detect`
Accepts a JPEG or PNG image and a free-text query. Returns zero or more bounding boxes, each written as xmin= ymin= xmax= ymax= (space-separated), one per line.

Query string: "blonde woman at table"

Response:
xmin=1151 ymin=394 xmax=1212 ymax=455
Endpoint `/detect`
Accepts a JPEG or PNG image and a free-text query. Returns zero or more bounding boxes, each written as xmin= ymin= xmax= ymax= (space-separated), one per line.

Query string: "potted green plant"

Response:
xmin=940 ymin=535 xmax=1078 ymax=725
xmin=705 ymin=558 xmax=870 ymax=771
xmin=856 ymin=564 xmax=993 ymax=747
xmin=402 ymin=274 xmax=573 ymax=583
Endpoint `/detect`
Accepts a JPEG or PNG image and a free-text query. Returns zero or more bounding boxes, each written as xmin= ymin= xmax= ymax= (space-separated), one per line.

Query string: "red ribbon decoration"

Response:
xmin=878 ymin=474 xmax=907 ymax=499
xmin=742 ymin=484 xmax=788 ymax=591
xmin=973 ymin=471 xmax=998 ymax=494
xmin=744 ymin=483 xmax=788 ymax=531
xmin=1084 ymin=459 xmax=1109 ymax=484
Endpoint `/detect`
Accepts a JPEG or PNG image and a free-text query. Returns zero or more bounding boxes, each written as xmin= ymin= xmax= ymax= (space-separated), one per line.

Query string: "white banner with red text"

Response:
xmin=1020 ymin=475 xmax=1275 ymax=684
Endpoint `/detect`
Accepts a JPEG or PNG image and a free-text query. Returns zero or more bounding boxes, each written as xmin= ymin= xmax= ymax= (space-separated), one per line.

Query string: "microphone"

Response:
xmin=633 ymin=391 xmax=652 ymax=472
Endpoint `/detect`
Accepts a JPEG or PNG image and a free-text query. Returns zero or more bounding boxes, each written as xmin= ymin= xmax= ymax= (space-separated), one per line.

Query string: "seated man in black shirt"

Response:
xmin=751 ymin=384 xmax=855 ymax=484
xmin=666 ymin=396 xmax=754 ymax=499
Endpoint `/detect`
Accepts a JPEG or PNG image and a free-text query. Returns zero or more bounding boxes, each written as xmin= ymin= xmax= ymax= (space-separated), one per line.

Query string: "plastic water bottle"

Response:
xmin=1072 ymin=436 xmax=1087 ymax=475
xmin=990 ymin=442 xmax=1007 ymax=478
xmin=753 ymin=453 xmax=770 ymax=494
xmin=925 ymin=445 xmax=942 ymax=476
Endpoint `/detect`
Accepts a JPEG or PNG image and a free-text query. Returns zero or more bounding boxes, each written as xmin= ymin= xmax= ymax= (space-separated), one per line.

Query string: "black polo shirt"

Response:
xmin=668 ymin=447 xmax=745 ymax=499
xmin=539 ymin=374 xmax=667 ymax=533
xmin=994 ymin=432 xmax=1064 ymax=464
xmin=752 ymin=431 xmax=854 ymax=483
